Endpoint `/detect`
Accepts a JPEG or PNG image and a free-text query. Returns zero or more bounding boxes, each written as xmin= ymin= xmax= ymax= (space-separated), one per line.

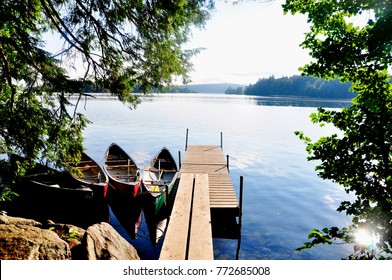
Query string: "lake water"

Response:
xmin=77 ymin=93 xmax=354 ymax=260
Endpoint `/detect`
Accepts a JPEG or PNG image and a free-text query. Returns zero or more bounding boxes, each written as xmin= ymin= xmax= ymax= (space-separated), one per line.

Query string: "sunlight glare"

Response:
xmin=355 ymin=229 xmax=379 ymax=249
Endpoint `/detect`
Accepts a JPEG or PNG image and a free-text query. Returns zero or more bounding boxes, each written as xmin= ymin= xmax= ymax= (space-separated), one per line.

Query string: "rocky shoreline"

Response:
xmin=0 ymin=215 xmax=140 ymax=260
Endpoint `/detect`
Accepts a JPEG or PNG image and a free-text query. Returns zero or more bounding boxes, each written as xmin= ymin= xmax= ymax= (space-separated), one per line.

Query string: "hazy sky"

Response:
xmin=44 ymin=0 xmax=312 ymax=86
xmin=184 ymin=0 xmax=312 ymax=85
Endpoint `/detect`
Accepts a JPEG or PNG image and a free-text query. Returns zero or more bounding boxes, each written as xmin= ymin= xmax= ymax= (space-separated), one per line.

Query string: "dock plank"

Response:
xmin=159 ymin=173 xmax=194 ymax=260
xmin=188 ymin=174 xmax=213 ymax=260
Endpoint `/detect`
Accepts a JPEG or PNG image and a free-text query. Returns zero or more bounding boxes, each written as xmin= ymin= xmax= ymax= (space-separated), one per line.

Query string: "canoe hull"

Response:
xmin=8 ymin=171 xmax=109 ymax=227
xmin=104 ymin=143 xmax=141 ymax=196
xmin=142 ymin=147 xmax=178 ymax=245
xmin=103 ymin=143 xmax=142 ymax=239
xmin=105 ymin=183 xmax=142 ymax=239
xmin=5 ymin=153 xmax=110 ymax=227
xmin=142 ymin=179 xmax=177 ymax=245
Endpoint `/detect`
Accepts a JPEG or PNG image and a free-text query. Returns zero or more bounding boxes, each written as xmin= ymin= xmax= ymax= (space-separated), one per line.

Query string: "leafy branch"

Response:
xmin=285 ymin=0 xmax=392 ymax=259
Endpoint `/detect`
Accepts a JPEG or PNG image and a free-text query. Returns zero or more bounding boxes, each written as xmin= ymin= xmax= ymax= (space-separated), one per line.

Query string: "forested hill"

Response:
xmin=226 ymin=75 xmax=357 ymax=99
xmin=174 ymin=83 xmax=244 ymax=93
xmin=126 ymin=83 xmax=244 ymax=93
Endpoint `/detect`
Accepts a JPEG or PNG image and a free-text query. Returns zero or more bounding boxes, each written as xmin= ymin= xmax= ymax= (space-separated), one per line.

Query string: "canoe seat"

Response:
xmin=83 ymin=175 xmax=99 ymax=179
xmin=113 ymin=175 xmax=137 ymax=181
xmin=73 ymin=165 xmax=99 ymax=169
xmin=105 ymin=165 xmax=136 ymax=169
xmin=78 ymin=160 xmax=94 ymax=164
xmin=148 ymin=168 xmax=177 ymax=173
xmin=105 ymin=159 xmax=135 ymax=165
xmin=143 ymin=179 xmax=171 ymax=185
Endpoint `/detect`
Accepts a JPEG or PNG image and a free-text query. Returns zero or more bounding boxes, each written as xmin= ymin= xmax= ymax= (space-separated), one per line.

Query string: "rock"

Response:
xmin=0 ymin=216 xmax=71 ymax=260
xmin=83 ymin=222 xmax=140 ymax=260
xmin=0 ymin=216 xmax=140 ymax=260
xmin=0 ymin=215 xmax=42 ymax=227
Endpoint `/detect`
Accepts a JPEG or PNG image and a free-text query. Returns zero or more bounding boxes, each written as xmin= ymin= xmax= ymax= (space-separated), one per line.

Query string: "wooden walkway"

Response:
xmin=159 ymin=145 xmax=240 ymax=260
xmin=160 ymin=173 xmax=213 ymax=260
xmin=180 ymin=145 xmax=239 ymax=212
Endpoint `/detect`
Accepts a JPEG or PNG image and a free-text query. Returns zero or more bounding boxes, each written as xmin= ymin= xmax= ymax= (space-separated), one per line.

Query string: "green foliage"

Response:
xmin=284 ymin=0 xmax=392 ymax=259
xmin=0 ymin=187 xmax=17 ymax=203
xmin=49 ymin=226 xmax=80 ymax=242
xmin=0 ymin=1 xmax=213 ymax=180
xmin=296 ymin=227 xmax=347 ymax=251
xmin=0 ymin=186 xmax=19 ymax=216
xmin=0 ymin=157 xmax=18 ymax=215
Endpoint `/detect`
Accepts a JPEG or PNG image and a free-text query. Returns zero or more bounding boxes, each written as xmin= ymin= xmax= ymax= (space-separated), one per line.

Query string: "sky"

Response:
xmin=44 ymin=0 xmax=312 ymax=87
xmin=184 ymin=0 xmax=312 ymax=85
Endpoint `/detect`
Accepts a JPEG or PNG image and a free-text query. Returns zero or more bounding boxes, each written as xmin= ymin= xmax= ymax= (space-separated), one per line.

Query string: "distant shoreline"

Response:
xmin=66 ymin=92 xmax=354 ymax=106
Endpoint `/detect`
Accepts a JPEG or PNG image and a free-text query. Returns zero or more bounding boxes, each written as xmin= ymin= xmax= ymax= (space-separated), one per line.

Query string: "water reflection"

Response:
xmin=76 ymin=92 xmax=353 ymax=109
xmin=253 ymin=96 xmax=352 ymax=108
xmin=139 ymin=93 xmax=352 ymax=108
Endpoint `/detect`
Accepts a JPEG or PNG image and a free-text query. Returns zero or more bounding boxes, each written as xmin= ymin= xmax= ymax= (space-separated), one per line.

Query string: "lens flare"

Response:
xmin=355 ymin=229 xmax=379 ymax=249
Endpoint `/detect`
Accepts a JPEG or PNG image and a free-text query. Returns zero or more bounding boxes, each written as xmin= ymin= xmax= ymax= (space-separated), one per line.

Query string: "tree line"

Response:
xmin=226 ymin=75 xmax=357 ymax=99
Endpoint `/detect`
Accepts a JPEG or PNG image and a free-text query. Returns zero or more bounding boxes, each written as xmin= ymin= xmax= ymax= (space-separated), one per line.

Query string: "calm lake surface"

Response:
xmin=77 ymin=93 xmax=354 ymax=260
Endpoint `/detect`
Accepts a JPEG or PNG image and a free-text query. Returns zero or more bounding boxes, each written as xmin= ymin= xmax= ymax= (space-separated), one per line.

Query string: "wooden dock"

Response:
xmin=159 ymin=173 xmax=213 ymax=260
xmin=159 ymin=145 xmax=240 ymax=260
xmin=180 ymin=145 xmax=239 ymax=212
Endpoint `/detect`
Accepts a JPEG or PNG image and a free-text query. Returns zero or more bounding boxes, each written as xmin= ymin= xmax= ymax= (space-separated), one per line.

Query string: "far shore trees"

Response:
xmin=226 ymin=75 xmax=356 ymax=99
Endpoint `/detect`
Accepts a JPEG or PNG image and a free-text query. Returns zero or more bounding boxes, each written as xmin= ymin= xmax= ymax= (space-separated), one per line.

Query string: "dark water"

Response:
xmin=76 ymin=94 xmax=353 ymax=260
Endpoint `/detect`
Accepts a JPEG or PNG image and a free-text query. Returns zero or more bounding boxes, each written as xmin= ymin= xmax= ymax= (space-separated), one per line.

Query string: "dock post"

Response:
xmin=220 ymin=132 xmax=223 ymax=150
xmin=178 ymin=150 xmax=182 ymax=170
xmin=236 ymin=176 xmax=244 ymax=260
xmin=239 ymin=176 xmax=243 ymax=229
xmin=185 ymin=128 xmax=189 ymax=151
xmin=226 ymin=155 xmax=230 ymax=172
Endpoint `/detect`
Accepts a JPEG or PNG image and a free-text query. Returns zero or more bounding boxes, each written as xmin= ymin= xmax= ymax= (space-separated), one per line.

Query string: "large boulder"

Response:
xmin=0 ymin=216 xmax=71 ymax=260
xmin=84 ymin=222 xmax=140 ymax=260
xmin=0 ymin=216 xmax=140 ymax=260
